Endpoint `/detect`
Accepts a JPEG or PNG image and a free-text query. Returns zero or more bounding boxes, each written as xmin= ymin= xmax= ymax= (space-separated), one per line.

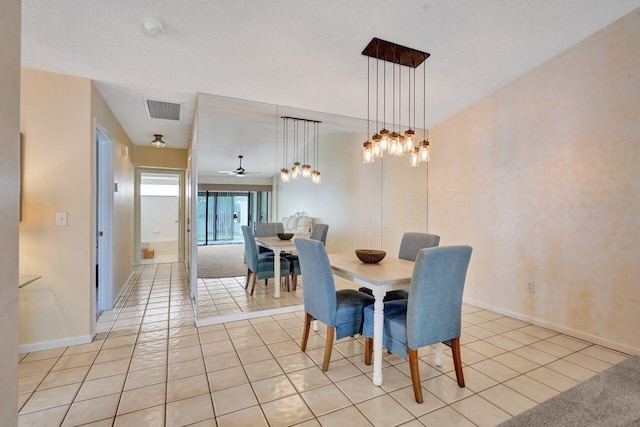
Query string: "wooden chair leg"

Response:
xmin=285 ymin=276 xmax=290 ymax=291
xmin=364 ymin=337 xmax=373 ymax=366
xmin=245 ymin=269 xmax=251 ymax=289
xmin=408 ymin=348 xmax=423 ymax=403
xmin=451 ymin=338 xmax=465 ymax=387
xmin=292 ymin=274 xmax=297 ymax=291
xmin=322 ymin=327 xmax=335 ymax=372
xmin=250 ymin=273 xmax=258 ymax=296
xmin=301 ymin=313 xmax=312 ymax=351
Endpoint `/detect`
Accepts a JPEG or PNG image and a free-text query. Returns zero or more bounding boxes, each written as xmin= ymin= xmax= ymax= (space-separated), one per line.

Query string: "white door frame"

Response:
xmin=96 ymin=123 xmax=114 ymax=312
xmin=187 ymin=140 xmax=198 ymax=299
xmin=134 ymin=168 xmax=185 ymax=265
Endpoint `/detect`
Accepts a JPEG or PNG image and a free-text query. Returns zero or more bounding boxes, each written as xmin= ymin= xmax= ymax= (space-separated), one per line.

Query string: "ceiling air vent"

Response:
xmin=145 ymin=99 xmax=182 ymax=121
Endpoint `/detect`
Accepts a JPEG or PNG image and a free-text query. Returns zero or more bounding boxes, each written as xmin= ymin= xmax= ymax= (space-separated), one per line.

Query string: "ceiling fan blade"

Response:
xmin=220 ymin=156 xmax=261 ymax=176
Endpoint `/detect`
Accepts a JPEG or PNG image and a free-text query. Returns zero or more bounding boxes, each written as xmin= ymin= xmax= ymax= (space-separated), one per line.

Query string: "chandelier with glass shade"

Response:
xmin=361 ymin=38 xmax=431 ymax=166
xmin=280 ymin=116 xmax=322 ymax=184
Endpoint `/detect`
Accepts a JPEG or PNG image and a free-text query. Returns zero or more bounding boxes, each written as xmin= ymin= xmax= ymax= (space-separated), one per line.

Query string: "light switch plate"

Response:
xmin=56 ymin=212 xmax=68 ymax=227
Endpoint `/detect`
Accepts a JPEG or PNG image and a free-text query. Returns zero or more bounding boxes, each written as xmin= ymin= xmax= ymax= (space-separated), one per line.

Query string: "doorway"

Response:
xmin=138 ymin=171 xmax=183 ymax=264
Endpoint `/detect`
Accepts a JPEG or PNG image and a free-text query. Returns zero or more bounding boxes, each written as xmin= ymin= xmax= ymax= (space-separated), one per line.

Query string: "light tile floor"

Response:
xmin=18 ymin=263 xmax=629 ymax=426
xmin=197 ymin=276 xmax=304 ymax=318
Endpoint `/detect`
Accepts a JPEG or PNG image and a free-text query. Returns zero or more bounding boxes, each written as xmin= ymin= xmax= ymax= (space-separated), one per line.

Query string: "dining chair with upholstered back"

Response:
xmin=287 ymin=224 xmax=330 ymax=290
xmin=360 ymin=232 xmax=440 ymax=301
xmin=398 ymin=232 xmax=440 ymax=261
xmin=255 ymin=222 xmax=285 ymax=255
xmin=294 ymin=238 xmax=374 ymax=371
xmin=310 ymin=223 xmax=329 ymax=245
xmin=362 ymin=245 xmax=472 ymax=403
xmin=241 ymin=225 xmax=291 ymax=295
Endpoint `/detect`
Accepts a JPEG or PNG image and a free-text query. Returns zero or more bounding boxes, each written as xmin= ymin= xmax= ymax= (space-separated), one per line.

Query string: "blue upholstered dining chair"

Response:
xmin=360 ymin=232 xmax=440 ymax=301
xmin=310 ymin=223 xmax=329 ymax=244
xmin=294 ymin=238 xmax=374 ymax=371
xmin=241 ymin=225 xmax=291 ymax=296
xmin=287 ymin=224 xmax=330 ymax=291
xmin=362 ymin=245 xmax=472 ymax=403
xmin=255 ymin=222 xmax=284 ymax=255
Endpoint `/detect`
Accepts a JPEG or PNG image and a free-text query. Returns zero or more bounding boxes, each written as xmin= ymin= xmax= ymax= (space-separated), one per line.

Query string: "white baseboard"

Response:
xmin=19 ymin=334 xmax=94 ymax=354
xmin=196 ymin=304 xmax=304 ymax=327
xmin=464 ymin=297 xmax=639 ymax=356
xmin=118 ymin=271 xmax=135 ymax=300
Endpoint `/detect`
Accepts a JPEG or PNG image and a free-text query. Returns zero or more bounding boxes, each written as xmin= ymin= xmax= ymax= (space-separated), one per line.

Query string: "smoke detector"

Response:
xmin=143 ymin=18 xmax=163 ymax=36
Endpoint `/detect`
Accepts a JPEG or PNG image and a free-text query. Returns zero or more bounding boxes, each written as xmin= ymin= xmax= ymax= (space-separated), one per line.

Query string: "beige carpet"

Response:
xmin=197 ymin=244 xmax=247 ymax=278
xmin=499 ymin=355 xmax=640 ymax=426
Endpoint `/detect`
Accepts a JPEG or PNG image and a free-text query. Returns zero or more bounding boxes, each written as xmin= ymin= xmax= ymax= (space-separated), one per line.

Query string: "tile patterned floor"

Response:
xmin=18 ymin=263 xmax=629 ymax=426
xmin=196 ymin=276 xmax=304 ymax=318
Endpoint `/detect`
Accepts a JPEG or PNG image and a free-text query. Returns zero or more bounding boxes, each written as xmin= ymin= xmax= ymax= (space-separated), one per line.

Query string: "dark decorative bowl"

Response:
xmin=277 ymin=233 xmax=294 ymax=240
xmin=355 ymin=249 xmax=386 ymax=264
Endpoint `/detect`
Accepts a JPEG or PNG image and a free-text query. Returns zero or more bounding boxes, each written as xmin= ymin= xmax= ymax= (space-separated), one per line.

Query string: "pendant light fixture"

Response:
xmin=362 ymin=53 xmax=382 ymax=163
xmin=150 ymin=134 xmax=166 ymax=148
xmin=404 ymin=64 xmax=416 ymax=153
xmin=301 ymin=121 xmax=312 ymax=178
xmin=361 ymin=38 xmax=430 ymax=166
xmin=418 ymin=52 xmax=430 ymax=163
xmin=280 ymin=116 xmax=322 ymax=184
xmin=379 ymin=53 xmax=390 ymax=152
xmin=280 ymin=117 xmax=290 ymax=182
xmin=291 ymin=120 xmax=301 ymax=179
xmin=311 ymin=122 xmax=321 ymax=184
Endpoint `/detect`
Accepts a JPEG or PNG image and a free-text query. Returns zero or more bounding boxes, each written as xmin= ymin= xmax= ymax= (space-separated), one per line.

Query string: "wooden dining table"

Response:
xmin=255 ymin=236 xmax=296 ymax=299
xmin=328 ymin=252 xmax=414 ymax=386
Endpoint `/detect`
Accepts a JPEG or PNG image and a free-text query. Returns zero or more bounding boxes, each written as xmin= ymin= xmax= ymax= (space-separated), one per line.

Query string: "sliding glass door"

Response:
xmin=197 ymin=191 xmax=268 ymax=245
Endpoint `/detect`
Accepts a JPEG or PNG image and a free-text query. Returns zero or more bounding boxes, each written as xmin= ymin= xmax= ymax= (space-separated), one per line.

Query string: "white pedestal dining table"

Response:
xmin=328 ymin=252 xmax=414 ymax=386
xmin=255 ymin=236 xmax=296 ymax=299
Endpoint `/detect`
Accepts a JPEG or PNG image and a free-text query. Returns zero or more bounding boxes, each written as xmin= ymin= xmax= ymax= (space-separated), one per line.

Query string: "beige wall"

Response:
xmin=0 ymin=0 xmax=21 ymax=423
xmin=19 ymin=69 xmax=136 ymax=350
xmin=430 ymin=9 xmax=640 ymax=354
xmin=133 ymin=145 xmax=188 ymax=169
xmin=19 ymin=69 xmax=94 ymax=348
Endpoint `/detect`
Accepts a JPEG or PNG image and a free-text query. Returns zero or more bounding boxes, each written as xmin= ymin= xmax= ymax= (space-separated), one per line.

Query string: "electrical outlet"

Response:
xmin=526 ymin=281 xmax=536 ymax=293
xmin=56 ymin=212 xmax=68 ymax=227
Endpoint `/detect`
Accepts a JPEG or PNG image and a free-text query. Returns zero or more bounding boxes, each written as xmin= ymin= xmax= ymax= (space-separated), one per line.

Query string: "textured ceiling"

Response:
xmin=21 ymin=1 xmax=640 ymax=175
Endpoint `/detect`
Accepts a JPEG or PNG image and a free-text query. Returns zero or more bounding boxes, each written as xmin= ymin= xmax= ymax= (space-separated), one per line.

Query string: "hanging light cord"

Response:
xmin=408 ymin=57 xmax=411 ymax=130
xmin=304 ymin=121 xmax=308 ymax=165
xmin=392 ymin=47 xmax=396 ymax=133
xmin=413 ymin=63 xmax=416 ymax=131
xmin=399 ymin=50 xmax=402 ymax=132
xmin=367 ymin=55 xmax=370 ymax=138
xmin=292 ymin=118 xmax=295 ymax=163
xmin=315 ymin=122 xmax=319 ymax=170
xmin=383 ymin=47 xmax=386 ymax=130
xmin=423 ymin=54 xmax=427 ymax=141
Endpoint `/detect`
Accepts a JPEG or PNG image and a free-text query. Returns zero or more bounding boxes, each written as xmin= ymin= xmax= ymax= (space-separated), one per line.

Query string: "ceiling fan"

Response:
xmin=217 ymin=155 xmax=261 ymax=177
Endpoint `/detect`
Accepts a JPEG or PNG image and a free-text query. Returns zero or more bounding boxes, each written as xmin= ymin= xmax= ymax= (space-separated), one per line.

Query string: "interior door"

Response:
xmin=96 ymin=125 xmax=114 ymax=312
